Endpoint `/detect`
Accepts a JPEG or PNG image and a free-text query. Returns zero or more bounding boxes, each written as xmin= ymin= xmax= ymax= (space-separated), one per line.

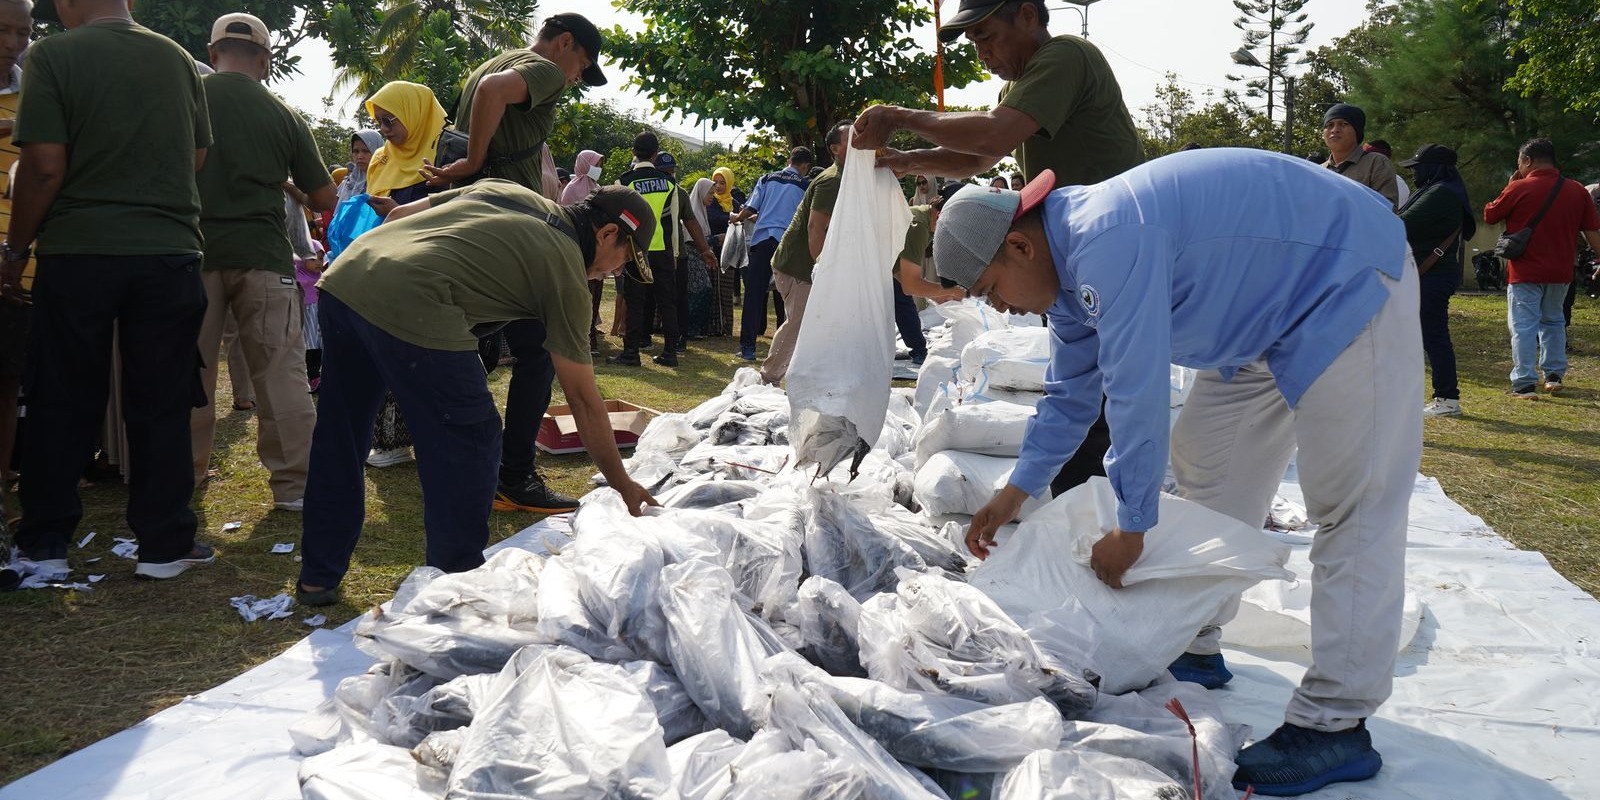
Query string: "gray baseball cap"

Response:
xmin=933 ymin=169 xmax=1056 ymax=289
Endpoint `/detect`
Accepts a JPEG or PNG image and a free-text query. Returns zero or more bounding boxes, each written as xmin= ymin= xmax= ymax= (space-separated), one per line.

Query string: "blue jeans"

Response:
xmin=892 ymin=279 xmax=926 ymax=360
xmin=1506 ymin=282 xmax=1567 ymax=386
xmin=299 ymin=294 xmax=501 ymax=589
xmin=740 ymin=237 xmax=779 ymax=350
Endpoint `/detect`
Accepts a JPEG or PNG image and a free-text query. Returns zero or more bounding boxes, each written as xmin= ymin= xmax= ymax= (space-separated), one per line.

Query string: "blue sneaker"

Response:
xmin=737 ymin=346 xmax=756 ymax=361
xmin=1168 ymin=651 xmax=1233 ymax=689
xmin=1233 ymin=721 xmax=1382 ymax=796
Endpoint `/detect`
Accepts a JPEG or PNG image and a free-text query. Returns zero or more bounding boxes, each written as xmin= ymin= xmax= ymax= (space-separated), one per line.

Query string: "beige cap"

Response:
xmin=210 ymin=13 xmax=271 ymax=49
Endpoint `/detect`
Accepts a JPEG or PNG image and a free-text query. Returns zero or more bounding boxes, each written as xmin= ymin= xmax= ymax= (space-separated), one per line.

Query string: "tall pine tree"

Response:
xmin=1226 ymin=0 xmax=1314 ymax=127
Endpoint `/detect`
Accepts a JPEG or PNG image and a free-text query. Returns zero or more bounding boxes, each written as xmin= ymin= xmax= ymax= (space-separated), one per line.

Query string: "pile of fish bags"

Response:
xmin=292 ymin=362 xmax=1263 ymax=800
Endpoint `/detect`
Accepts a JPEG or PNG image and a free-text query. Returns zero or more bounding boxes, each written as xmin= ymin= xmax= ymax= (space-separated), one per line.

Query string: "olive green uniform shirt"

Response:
xmin=457 ymin=51 xmax=567 ymax=195
xmin=14 ymin=20 xmax=211 ymax=255
xmin=898 ymin=204 xmax=933 ymax=272
xmin=197 ymin=72 xmax=332 ymax=274
xmin=1324 ymin=149 xmax=1399 ymax=210
xmin=772 ymin=163 xmax=841 ymax=282
xmin=998 ymin=35 xmax=1144 ymax=189
xmin=317 ymin=180 xmax=592 ymax=361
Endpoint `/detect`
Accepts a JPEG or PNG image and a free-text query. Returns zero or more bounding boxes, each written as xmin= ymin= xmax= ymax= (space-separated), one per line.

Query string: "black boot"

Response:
xmin=606 ymin=348 xmax=641 ymax=367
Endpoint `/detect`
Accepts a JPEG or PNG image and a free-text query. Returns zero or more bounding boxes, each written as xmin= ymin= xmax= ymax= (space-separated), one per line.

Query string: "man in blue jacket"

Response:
xmin=943 ymin=148 xmax=1421 ymax=796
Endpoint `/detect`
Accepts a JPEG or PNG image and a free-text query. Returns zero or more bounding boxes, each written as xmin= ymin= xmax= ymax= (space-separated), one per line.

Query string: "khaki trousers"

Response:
xmin=759 ymin=271 xmax=812 ymax=385
xmin=192 ymin=269 xmax=315 ymax=502
xmin=1172 ymin=255 xmax=1422 ymax=732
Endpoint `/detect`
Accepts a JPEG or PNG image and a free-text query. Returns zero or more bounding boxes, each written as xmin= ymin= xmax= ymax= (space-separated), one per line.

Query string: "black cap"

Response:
xmin=31 ymin=0 xmax=59 ymax=23
xmin=546 ymin=12 xmax=607 ymax=87
xmin=585 ymin=185 xmax=656 ymax=272
xmin=653 ymin=151 xmax=677 ymax=170
xmin=557 ymin=168 xmax=571 ymax=181
xmin=1399 ymin=143 xmax=1457 ymax=169
xmin=938 ymin=0 xmax=1008 ymax=43
xmin=937 ymin=180 xmax=971 ymax=205
xmin=1322 ymin=102 xmax=1366 ymax=143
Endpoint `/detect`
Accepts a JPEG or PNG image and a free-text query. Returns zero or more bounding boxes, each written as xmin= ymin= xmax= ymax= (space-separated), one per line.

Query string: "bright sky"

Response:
xmin=276 ymin=0 xmax=1372 ymax=146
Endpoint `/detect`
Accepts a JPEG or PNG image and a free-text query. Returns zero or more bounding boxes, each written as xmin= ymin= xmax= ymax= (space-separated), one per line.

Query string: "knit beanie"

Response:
xmin=1322 ymin=103 xmax=1366 ymax=143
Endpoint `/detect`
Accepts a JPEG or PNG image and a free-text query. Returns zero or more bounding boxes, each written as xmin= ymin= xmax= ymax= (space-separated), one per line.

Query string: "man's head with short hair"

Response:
xmin=789 ymin=147 xmax=814 ymax=169
xmin=532 ymin=12 xmax=606 ymax=88
xmin=1519 ymin=138 xmax=1557 ymax=168
xmin=939 ymin=0 xmax=1050 ymax=81
xmin=0 ymin=0 xmax=31 ymax=76
xmin=208 ymin=13 xmax=272 ymax=81
xmin=632 ymin=130 xmax=660 ymax=162
xmin=824 ymin=119 xmax=854 ymax=167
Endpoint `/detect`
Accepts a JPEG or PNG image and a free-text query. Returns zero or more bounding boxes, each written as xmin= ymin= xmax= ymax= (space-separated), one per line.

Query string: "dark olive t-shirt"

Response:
xmin=897 ymin=204 xmax=932 ymax=273
xmin=457 ymin=51 xmax=567 ymax=195
xmin=998 ymin=35 xmax=1144 ymax=188
xmin=772 ymin=163 xmax=841 ymax=282
xmin=14 ymin=20 xmax=211 ymax=255
xmin=317 ymin=180 xmax=592 ymax=361
xmin=197 ymin=72 xmax=332 ymax=274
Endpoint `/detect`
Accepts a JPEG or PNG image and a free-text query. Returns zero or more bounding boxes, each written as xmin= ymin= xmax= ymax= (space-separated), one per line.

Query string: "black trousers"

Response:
xmin=740 ymin=238 xmax=778 ymax=348
xmin=18 ymin=254 xmax=205 ymax=563
xmin=892 ymin=279 xmax=927 ymax=360
xmin=1420 ymin=270 xmax=1460 ymax=400
xmin=625 ymin=251 xmax=679 ymax=351
xmin=499 ymin=318 xmax=554 ymax=484
xmin=1048 ymin=402 xmax=1112 ymax=498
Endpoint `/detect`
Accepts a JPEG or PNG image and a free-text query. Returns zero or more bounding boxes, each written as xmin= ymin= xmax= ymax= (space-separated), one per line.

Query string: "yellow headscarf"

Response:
xmin=712 ymin=167 xmax=737 ymax=212
xmin=364 ymin=81 xmax=447 ymax=198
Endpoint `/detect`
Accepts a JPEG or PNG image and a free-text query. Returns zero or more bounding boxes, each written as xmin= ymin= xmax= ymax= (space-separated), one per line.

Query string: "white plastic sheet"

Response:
xmin=787 ymin=142 xmax=911 ymax=477
xmin=971 ymin=478 xmax=1292 ymax=694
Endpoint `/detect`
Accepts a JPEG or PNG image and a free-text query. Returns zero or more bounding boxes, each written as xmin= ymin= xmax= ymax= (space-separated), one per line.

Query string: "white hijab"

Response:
xmin=689 ymin=177 xmax=714 ymax=236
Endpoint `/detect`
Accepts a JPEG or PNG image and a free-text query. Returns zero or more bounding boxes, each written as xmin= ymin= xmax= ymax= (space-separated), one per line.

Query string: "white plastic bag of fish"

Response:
xmin=787 ymin=138 xmax=911 ymax=479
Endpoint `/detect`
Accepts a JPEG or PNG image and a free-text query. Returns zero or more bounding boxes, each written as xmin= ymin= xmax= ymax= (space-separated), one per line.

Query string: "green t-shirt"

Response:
xmin=772 ymin=163 xmax=841 ymax=282
xmin=898 ymin=204 xmax=933 ymax=274
xmin=998 ymin=35 xmax=1144 ymax=188
xmin=14 ymin=20 xmax=211 ymax=256
xmin=197 ymin=72 xmax=331 ymax=274
xmin=317 ymin=180 xmax=593 ymax=361
xmin=457 ymin=50 xmax=567 ymax=196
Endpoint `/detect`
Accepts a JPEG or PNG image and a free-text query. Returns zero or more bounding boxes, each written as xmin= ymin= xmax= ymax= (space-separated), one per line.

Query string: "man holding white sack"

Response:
xmin=945 ymin=148 xmax=1421 ymax=797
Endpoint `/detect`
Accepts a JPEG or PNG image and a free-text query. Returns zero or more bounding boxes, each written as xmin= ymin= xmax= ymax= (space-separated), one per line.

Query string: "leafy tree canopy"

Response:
xmin=1503 ymin=0 xmax=1600 ymax=116
xmin=606 ymin=0 xmax=985 ymax=161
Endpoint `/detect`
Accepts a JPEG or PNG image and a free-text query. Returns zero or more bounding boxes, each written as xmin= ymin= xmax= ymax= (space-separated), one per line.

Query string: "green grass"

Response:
xmin=1 ymin=288 xmax=1597 ymax=786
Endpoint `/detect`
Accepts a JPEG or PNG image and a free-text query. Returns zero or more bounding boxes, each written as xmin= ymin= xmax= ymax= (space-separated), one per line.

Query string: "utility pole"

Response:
xmin=933 ymin=0 xmax=946 ymax=111
xmin=1280 ymin=75 xmax=1295 ymax=154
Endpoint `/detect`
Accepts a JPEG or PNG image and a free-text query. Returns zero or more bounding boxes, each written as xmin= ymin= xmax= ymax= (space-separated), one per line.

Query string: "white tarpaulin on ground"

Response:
xmin=6 ymin=478 xmax=1600 ymax=799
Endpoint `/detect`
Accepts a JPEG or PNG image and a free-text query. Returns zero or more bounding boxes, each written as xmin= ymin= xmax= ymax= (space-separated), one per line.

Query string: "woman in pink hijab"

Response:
xmin=561 ymin=149 xmax=604 ymax=204
xmin=563 ymin=150 xmax=607 ymax=353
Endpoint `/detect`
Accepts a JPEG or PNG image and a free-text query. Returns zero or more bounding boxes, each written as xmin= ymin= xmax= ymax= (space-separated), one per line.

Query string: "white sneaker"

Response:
xmin=134 ymin=543 xmax=215 ymax=580
xmin=365 ymin=447 xmax=415 ymax=468
xmin=1423 ymin=398 xmax=1461 ymax=417
xmin=273 ymin=498 xmax=305 ymax=512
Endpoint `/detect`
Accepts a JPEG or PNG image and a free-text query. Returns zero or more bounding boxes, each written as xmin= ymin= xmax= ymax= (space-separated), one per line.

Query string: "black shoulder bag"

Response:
xmin=1494 ymin=175 xmax=1566 ymax=259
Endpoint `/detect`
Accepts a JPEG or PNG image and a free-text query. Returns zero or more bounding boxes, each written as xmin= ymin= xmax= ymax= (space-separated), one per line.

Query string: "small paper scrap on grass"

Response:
xmin=303 ymin=614 xmax=327 ymax=628
xmin=111 ymin=538 xmax=138 ymax=559
xmin=223 ymin=522 xmax=242 ymax=532
xmin=271 ymin=542 xmax=295 ymax=554
xmin=230 ymin=594 xmax=295 ymax=622
xmin=77 ymin=531 xmax=96 ymax=548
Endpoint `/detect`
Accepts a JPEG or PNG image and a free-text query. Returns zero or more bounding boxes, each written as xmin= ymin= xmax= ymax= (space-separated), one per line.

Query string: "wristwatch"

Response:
xmin=2 ymin=241 xmax=30 ymax=262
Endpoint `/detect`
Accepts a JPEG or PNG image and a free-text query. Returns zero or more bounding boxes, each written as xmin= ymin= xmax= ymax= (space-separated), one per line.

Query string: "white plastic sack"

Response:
xmin=787 ymin=142 xmax=911 ymax=477
xmin=936 ymin=300 xmax=1013 ymax=353
xmin=636 ymin=413 xmax=705 ymax=456
xmin=660 ymin=559 xmax=790 ymax=739
xmin=970 ymin=477 xmax=1292 ymax=694
xmin=1078 ymin=680 xmax=1249 ymax=800
xmin=913 ymin=399 xmax=1034 ymax=466
xmin=913 ymin=356 xmax=961 ymax=417
xmin=444 ymin=646 xmax=672 ymax=799
xmin=299 ymin=741 xmax=448 ymax=800
xmin=959 ymin=327 xmax=1051 ymax=393
xmin=856 ymin=568 xmax=1096 ymax=717
xmin=911 ymin=451 xmax=1046 ymax=520
xmin=996 ymin=749 xmax=1186 ymax=799
xmin=668 ymin=728 xmax=865 ymax=800
xmin=721 ymin=219 xmax=752 ymax=271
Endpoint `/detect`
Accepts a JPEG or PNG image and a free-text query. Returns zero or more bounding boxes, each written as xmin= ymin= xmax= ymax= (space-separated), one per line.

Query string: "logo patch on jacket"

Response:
xmin=1078 ymin=284 xmax=1100 ymax=317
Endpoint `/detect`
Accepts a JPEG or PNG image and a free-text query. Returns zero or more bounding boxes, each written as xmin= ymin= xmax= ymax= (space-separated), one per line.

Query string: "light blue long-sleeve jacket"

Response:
xmin=1009 ymin=148 xmax=1406 ymax=532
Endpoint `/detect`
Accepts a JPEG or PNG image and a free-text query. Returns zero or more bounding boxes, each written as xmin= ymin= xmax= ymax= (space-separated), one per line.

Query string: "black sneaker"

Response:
xmin=1233 ymin=721 xmax=1382 ymax=795
xmin=1544 ymin=373 xmax=1563 ymax=393
xmin=493 ymin=473 xmax=580 ymax=513
xmin=653 ymin=351 xmax=679 ymax=367
xmin=606 ymin=350 xmax=641 ymax=367
xmin=1508 ymin=384 xmax=1538 ymax=399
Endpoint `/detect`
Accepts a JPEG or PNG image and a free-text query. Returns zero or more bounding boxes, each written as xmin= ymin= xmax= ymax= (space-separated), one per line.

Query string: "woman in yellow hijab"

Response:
xmin=711 ymin=167 xmax=737 ymax=213
xmin=364 ymin=81 xmax=446 ymax=214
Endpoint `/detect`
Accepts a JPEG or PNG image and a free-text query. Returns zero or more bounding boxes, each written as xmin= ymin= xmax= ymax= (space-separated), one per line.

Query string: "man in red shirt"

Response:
xmin=1483 ymin=138 xmax=1600 ymax=397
